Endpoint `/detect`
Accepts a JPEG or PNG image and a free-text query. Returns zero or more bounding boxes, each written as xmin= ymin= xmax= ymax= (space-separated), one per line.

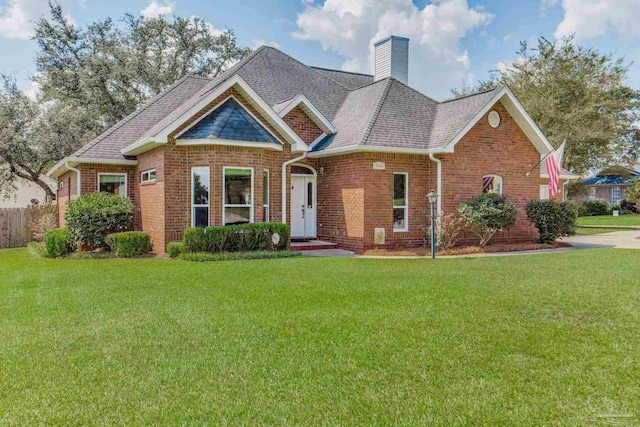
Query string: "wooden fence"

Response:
xmin=0 ymin=206 xmax=45 ymax=248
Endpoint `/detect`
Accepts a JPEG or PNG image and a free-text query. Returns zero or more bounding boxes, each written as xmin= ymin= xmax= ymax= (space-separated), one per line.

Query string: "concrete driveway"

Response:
xmin=563 ymin=229 xmax=640 ymax=249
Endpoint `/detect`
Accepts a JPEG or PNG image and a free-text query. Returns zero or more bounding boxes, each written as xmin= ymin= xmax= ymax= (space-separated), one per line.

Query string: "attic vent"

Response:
xmin=488 ymin=110 xmax=500 ymax=128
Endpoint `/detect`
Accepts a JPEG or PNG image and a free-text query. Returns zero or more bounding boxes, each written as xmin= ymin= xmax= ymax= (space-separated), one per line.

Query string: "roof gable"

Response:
xmin=178 ymin=97 xmax=279 ymax=144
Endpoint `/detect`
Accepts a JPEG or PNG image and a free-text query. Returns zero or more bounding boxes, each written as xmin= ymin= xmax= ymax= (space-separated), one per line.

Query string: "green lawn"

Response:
xmin=577 ymin=215 xmax=640 ymax=227
xmin=1 ymin=248 xmax=640 ymax=425
xmin=574 ymin=226 xmax=633 ymax=235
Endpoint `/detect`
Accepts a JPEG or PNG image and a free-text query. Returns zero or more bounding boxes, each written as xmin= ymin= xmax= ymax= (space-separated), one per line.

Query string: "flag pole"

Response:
xmin=525 ymin=139 xmax=566 ymax=176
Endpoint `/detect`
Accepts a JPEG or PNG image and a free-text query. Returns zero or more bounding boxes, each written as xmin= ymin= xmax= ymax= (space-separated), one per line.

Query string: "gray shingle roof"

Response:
xmin=69 ymin=45 xmax=519 ymax=162
xmin=310 ymin=67 xmax=374 ymax=90
xmin=73 ymin=75 xmax=211 ymax=160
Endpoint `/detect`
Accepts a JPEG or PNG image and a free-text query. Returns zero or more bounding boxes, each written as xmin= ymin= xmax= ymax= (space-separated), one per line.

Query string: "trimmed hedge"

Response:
xmin=106 ymin=231 xmax=150 ymax=257
xmin=43 ymin=228 xmax=74 ymax=258
xmin=167 ymin=242 xmax=185 ymax=258
xmin=183 ymin=223 xmax=290 ymax=253
xmin=579 ymin=200 xmax=611 ymax=217
xmin=65 ymin=192 xmax=134 ymax=248
xmin=525 ymin=200 xmax=578 ymax=244
xmin=179 ymin=251 xmax=301 ymax=262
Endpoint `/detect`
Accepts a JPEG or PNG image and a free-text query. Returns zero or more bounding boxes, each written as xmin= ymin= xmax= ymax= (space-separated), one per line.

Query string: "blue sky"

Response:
xmin=0 ymin=0 xmax=639 ymax=100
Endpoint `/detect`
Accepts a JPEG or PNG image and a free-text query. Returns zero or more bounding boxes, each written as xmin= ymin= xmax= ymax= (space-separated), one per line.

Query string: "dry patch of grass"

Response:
xmin=364 ymin=241 xmax=572 ymax=257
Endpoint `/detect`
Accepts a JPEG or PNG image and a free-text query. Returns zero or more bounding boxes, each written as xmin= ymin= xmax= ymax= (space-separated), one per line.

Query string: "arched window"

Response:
xmin=482 ymin=175 xmax=503 ymax=195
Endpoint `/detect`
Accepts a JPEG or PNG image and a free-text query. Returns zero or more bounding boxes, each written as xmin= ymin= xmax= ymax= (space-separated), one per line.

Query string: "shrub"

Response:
xmin=525 ymin=200 xmax=578 ymax=244
xmin=182 ymin=222 xmax=290 ymax=253
xmin=621 ymin=200 xmax=639 ymax=214
xmin=29 ymin=204 xmax=58 ymax=242
xmin=625 ymin=178 xmax=640 ymax=203
xmin=457 ymin=193 xmax=518 ymax=246
xmin=424 ymin=213 xmax=462 ymax=251
xmin=167 ymin=242 xmax=185 ymax=258
xmin=43 ymin=228 xmax=74 ymax=258
xmin=65 ymin=192 xmax=134 ymax=248
xmin=179 ymin=251 xmax=301 ymax=262
xmin=106 ymin=231 xmax=150 ymax=257
xmin=579 ymin=200 xmax=611 ymax=216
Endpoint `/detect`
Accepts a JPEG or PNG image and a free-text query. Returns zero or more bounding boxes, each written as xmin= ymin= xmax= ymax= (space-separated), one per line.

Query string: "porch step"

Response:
xmin=291 ymin=240 xmax=338 ymax=251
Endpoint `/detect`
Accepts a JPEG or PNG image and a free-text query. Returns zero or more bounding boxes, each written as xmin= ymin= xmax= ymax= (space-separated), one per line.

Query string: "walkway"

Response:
xmin=562 ymin=229 xmax=640 ymax=249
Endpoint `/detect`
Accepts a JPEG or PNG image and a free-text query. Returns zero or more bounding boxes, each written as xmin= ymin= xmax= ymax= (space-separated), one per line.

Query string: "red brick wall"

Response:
xmin=438 ymin=102 xmax=540 ymax=242
xmin=282 ymin=106 xmax=324 ymax=144
xmin=137 ymin=148 xmax=165 ymax=250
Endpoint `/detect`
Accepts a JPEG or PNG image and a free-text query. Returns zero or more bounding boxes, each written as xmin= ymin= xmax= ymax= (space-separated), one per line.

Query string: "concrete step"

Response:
xmin=291 ymin=240 xmax=338 ymax=251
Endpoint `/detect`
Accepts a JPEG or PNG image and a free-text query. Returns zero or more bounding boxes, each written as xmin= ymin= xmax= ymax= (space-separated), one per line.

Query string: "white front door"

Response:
xmin=291 ymin=175 xmax=316 ymax=238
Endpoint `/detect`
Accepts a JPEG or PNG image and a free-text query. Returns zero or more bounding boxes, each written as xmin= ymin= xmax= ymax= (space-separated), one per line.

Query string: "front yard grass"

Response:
xmin=574 ymin=226 xmax=635 ymax=235
xmin=1 ymin=248 xmax=639 ymax=425
xmin=577 ymin=215 xmax=640 ymax=227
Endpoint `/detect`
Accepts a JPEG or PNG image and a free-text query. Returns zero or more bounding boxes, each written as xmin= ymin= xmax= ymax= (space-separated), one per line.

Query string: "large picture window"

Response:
xmin=393 ymin=172 xmax=408 ymax=232
xmin=98 ymin=173 xmax=127 ymax=196
xmin=224 ymin=167 xmax=253 ymax=225
xmin=262 ymin=169 xmax=269 ymax=222
xmin=191 ymin=167 xmax=210 ymax=227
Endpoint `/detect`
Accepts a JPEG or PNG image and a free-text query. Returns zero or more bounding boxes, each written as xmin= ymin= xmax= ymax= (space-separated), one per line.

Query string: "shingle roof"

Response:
xmin=73 ymin=75 xmax=211 ymax=160
xmin=179 ymin=98 xmax=278 ymax=144
xmin=540 ymin=162 xmax=579 ymax=178
xmin=582 ymin=168 xmax=639 ymax=186
xmin=68 ymin=45 xmax=527 ymax=163
xmin=310 ymin=67 xmax=374 ymax=90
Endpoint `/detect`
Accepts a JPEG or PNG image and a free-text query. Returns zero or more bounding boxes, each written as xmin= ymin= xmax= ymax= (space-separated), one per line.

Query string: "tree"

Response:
xmin=457 ymin=193 xmax=518 ymax=246
xmin=625 ymin=178 xmax=640 ymax=204
xmin=0 ymin=75 xmax=98 ymax=201
xmin=34 ymin=4 xmax=251 ymax=130
xmin=450 ymin=36 xmax=640 ymax=175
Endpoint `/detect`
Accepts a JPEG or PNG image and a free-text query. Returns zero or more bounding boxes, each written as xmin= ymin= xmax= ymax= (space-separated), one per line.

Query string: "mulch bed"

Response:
xmin=363 ymin=241 xmax=573 ymax=257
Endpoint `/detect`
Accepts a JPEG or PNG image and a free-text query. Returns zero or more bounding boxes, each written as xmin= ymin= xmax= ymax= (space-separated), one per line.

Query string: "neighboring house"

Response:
xmin=539 ymin=162 xmax=580 ymax=202
xmin=578 ymin=166 xmax=639 ymax=205
xmin=48 ymin=36 xmax=559 ymax=252
xmin=0 ymin=177 xmax=56 ymax=209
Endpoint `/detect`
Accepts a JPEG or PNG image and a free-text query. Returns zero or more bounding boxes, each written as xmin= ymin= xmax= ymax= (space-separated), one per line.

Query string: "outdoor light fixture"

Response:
xmin=426 ymin=190 xmax=439 ymax=259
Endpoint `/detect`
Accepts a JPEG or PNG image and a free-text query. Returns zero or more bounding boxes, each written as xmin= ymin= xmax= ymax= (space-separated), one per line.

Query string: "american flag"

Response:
xmin=546 ymin=142 xmax=565 ymax=197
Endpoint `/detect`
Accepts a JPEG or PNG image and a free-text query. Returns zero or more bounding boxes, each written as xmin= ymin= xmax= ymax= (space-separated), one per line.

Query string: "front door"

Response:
xmin=291 ymin=175 xmax=316 ymax=238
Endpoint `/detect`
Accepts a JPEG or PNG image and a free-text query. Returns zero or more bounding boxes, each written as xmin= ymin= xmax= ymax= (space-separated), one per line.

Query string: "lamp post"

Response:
xmin=427 ymin=190 xmax=439 ymax=259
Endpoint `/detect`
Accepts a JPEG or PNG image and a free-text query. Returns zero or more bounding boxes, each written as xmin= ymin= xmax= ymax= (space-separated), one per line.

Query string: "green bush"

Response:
xmin=167 ymin=242 xmax=185 ymax=258
xmin=65 ymin=192 xmax=134 ymax=248
xmin=457 ymin=193 xmax=518 ymax=246
xmin=525 ymin=200 xmax=578 ymax=244
xmin=106 ymin=231 xmax=150 ymax=257
xmin=579 ymin=200 xmax=611 ymax=216
xmin=179 ymin=251 xmax=301 ymax=262
xmin=182 ymin=222 xmax=290 ymax=253
xmin=43 ymin=228 xmax=74 ymax=258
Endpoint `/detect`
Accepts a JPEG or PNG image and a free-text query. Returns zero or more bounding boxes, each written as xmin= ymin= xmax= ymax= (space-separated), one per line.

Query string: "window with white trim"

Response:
xmin=98 ymin=173 xmax=127 ymax=196
xmin=482 ymin=174 xmax=502 ymax=195
xmin=610 ymin=187 xmax=622 ymax=204
xmin=262 ymin=169 xmax=269 ymax=222
xmin=191 ymin=167 xmax=210 ymax=227
xmin=141 ymin=169 xmax=157 ymax=183
xmin=393 ymin=172 xmax=408 ymax=231
xmin=224 ymin=167 xmax=253 ymax=225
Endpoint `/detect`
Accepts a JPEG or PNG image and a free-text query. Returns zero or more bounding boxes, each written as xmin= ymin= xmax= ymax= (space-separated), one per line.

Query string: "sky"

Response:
xmin=0 ymin=0 xmax=639 ymax=101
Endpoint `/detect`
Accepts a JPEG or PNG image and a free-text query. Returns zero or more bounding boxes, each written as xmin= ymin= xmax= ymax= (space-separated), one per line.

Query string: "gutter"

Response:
xmin=281 ymin=152 xmax=307 ymax=223
xmin=429 ymin=153 xmax=442 ymax=214
xmin=65 ymin=162 xmax=82 ymax=198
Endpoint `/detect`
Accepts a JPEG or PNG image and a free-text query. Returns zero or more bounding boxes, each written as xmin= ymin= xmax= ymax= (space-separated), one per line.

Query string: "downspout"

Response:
xmin=428 ymin=153 xmax=442 ymax=214
xmin=65 ymin=162 xmax=81 ymax=198
xmin=282 ymin=152 xmax=307 ymax=223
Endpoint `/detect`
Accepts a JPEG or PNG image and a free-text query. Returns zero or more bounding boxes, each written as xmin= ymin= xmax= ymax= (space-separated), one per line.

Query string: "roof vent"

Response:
xmin=374 ymin=35 xmax=409 ymax=85
xmin=488 ymin=110 xmax=500 ymax=128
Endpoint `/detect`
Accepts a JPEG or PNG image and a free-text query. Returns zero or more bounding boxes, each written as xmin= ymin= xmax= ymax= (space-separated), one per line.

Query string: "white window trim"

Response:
xmin=393 ymin=172 xmax=409 ymax=232
xmin=482 ymin=174 xmax=503 ymax=195
xmin=263 ymin=169 xmax=269 ymax=222
xmin=140 ymin=169 xmax=157 ymax=183
xmin=611 ymin=187 xmax=621 ymax=204
xmin=223 ymin=166 xmax=254 ymax=226
xmin=191 ymin=166 xmax=210 ymax=227
xmin=97 ymin=173 xmax=128 ymax=198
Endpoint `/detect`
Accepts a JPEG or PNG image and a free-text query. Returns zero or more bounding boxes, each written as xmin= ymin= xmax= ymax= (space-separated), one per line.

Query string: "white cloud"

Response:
xmin=553 ymin=0 xmax=640 ymax=40
xmin=292 ymin=0 xmax=492 ymax=99
xmin=251 ymin=39 xmax=281 ymax=49
xmin=23 ymin=79 xmax=40 ymax=101
xmin=0 ymin=0 xmax=75 ymax=39
xmin=140 ymin=0 xmax=175 ymax=18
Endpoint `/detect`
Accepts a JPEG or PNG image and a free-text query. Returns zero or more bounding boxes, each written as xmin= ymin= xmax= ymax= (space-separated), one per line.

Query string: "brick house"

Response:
xmin=576 ymin=166 xmax=639 ymax=205
xmin=49 ymin=36 xmax=560 ymax=253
